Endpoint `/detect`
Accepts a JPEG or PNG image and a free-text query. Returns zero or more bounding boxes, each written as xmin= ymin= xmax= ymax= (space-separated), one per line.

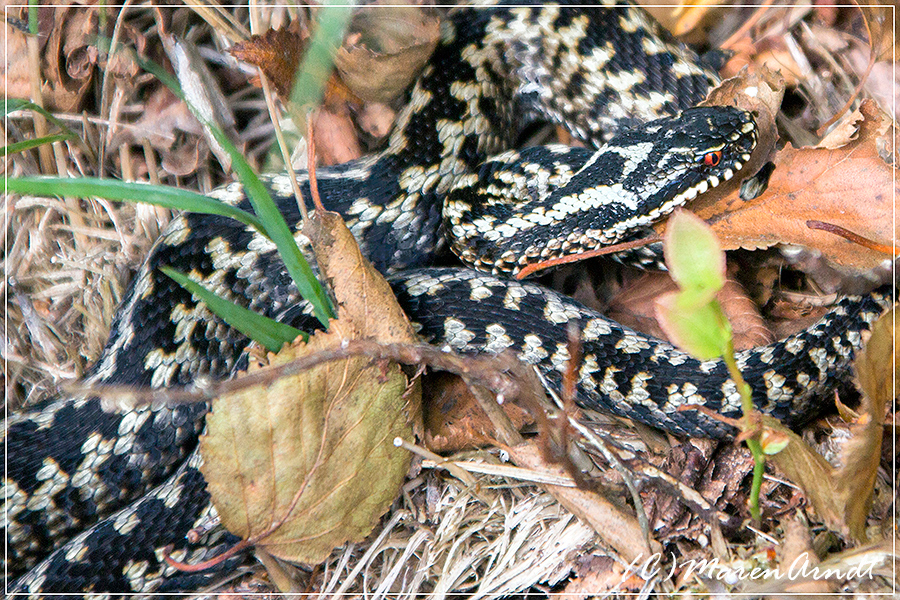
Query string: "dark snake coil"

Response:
xmin=5 ymin=3 xmax=892 ymax=596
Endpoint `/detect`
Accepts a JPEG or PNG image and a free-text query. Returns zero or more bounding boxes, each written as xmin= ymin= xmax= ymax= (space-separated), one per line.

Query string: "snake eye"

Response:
xmin=703 ymin=151 xmax=722 ymax=167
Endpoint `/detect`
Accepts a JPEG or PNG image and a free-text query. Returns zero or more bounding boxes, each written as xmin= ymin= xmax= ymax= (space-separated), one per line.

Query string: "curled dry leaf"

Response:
xmin=231 ymin=26 xmax=364 ymax=165
xmin=20 ymin=4 xmax=107 ymax=112
xmin=334 ymin=4 xmax=440 ymax=103
xmin=835 ymin=305 xmax=897 ymax=540
xmin=231 ymin=28 xmax=309 ymax=100
xmin=698 ymin=66 xmax=784 ymax=199
xmin=201 ymin=210 xmax=421 ymax=564
xmin=308 ymin=107 xmax=363 ymax=165
xmin=596 ymin=272 xmax=772 ymax=359
xmin=110 ymin=87 xmax=207 ymax=177
xmin=691 ymin=99 xmax=896 ymax=270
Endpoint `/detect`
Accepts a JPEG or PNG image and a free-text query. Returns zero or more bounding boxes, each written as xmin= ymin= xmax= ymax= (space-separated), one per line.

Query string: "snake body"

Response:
xmin=6 ymin=3 xmax=891 ymax=595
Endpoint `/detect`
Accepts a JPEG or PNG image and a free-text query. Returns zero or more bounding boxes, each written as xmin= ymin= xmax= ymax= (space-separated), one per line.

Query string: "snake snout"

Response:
xmin=637 ymin=106 xmax=758 ymax=210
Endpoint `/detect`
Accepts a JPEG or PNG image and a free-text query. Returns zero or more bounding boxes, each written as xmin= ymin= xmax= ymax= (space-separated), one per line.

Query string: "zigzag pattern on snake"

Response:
xmin=5 ymin=3 xmax=891 ymax=596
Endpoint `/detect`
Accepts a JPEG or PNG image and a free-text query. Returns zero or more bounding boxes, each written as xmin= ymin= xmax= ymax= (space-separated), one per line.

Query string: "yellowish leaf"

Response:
xmin=200 ymin=321 xmax=414 ymax=563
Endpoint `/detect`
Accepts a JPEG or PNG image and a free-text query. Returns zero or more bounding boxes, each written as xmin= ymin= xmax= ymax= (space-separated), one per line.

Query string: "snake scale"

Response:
xmin=6 ymin=2 xmax=892 ymax=596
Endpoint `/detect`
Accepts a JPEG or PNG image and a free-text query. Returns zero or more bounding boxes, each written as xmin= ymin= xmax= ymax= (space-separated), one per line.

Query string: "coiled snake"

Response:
xmin=6 ymin=3 xmax=892 ymax=595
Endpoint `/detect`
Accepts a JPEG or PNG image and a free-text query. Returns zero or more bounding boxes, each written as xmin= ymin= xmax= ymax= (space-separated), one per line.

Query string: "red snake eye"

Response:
xmin=703 ymin=150 xmax=722 ymax=167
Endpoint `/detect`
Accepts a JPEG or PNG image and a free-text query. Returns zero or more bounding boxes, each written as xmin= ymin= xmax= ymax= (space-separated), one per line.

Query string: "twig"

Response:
xmin=721 ymin=0 xmax=775 ymax=50
xmin=394 ymin=438 xmax=478 ymax=486
xmin=515 ymin=234 xmax=661 ymax=280
xmin=259 ymin=67 xmax=308 ymax=223
xmin=306 ymin=114 xmax=327 ymax=213
xmin=67 ymin=340 xmax=527 ymax=409
xmin=806 ymin=220 xmax=897 ymax=255
xmin=462 ymin=378 xmax=524 ymax=447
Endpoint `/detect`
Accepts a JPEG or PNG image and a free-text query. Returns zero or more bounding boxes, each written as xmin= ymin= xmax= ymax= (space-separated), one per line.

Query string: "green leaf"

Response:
xmin=161 ymin=267 xmax=306 ymax=352
xmin=139 ymin=55 xmax=336 ymax=328
xmin=5 ymin=177 xmax=269 ymax=235
xmin=663 ymin=210 xmax=726 ymax=297
xmin=760 ymin=428 xmax=790 ymax=455
xmin=2 ymin=132 xmax=76 ymax=157
xmin=655 ymin=292 xmax=732 ymax=361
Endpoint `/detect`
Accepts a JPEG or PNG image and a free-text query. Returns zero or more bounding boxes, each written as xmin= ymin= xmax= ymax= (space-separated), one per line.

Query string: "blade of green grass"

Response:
xmin=4 ymin=99 xmax=75 ymax=134
xmin=161 ymin=267 xmax=306 ymax=352
xmin=289 ymin=4 xmax=354 ymax=111
xmin=2 ymin=133 xmax=76 ymax=157
xmin=206 ymin=126 xmax=336 ymax=327
xmin=140 ymin=55 xmax=336 ymax=328
xmin=6 ymin=177 xmax=268 ymax=235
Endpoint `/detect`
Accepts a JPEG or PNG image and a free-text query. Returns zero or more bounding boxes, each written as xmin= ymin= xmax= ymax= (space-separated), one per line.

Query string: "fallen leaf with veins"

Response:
xmin=688 ymin=100 xmax=895 ymax=270
xmin=200 ymin=210 xmax=420 ymax=566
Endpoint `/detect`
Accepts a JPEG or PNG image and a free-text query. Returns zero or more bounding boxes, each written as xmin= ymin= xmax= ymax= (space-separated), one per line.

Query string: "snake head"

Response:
xmin=612 ymin=106 xmax=758 ymax=214
xmin=444 ymin=106 xmax=759 ymax=276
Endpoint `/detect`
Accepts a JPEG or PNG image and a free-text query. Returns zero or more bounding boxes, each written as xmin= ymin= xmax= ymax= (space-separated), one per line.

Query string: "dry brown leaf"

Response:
xmin=506 ymin=442 xmax=659 ymax=563
xmin=644 ymin=440 xmax=716 ymax=535
xmin=334 ymin=4 xmax=439 ymax=104
xmin=160 ymin=137 xmax=202 ymax=177
xmin=108 ymin=87 xmax=209 ymax=177
xmin=818 ymin=105 xmax=870 ymax=150
xmin=854 ymin=304 xmax=898 ymax=407
xmin=308 ymin=108 xmax=362 ymax=165
xmin=834 ymin=305 xmax=897 ymax=540
xmin=608 ymin=273 xmax=773 ymax=350
xmin=423 ymin=372 xmax=533 ymax=453
xmin=201 ymin=211 xmax=422 ymax=564
xmin=200 ymin=319 xmax=414 ymax=564
xmin=550 ymin=555 xmax=644 ymax=599
xmin=40 ymin=5 xmax=104 ymax=111
xmin=304 ymin=210 xmax=420 ymax=349
xmin=691 ymin=100 xmax=896 ymax=269
xmin=231 ymin=28 xmax=308 ymax=100
xmin=231 ymin=26 xmax=365 ymax=165
xmin=606 ymin=272 xmax=677 ymax=341
xmin=716 ymin=280 xmax=775 ymax=349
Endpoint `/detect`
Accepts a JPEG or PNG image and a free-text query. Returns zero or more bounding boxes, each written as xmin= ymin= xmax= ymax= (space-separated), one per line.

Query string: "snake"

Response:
xmin=6 ymin=3 xmax=893 ymax=596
